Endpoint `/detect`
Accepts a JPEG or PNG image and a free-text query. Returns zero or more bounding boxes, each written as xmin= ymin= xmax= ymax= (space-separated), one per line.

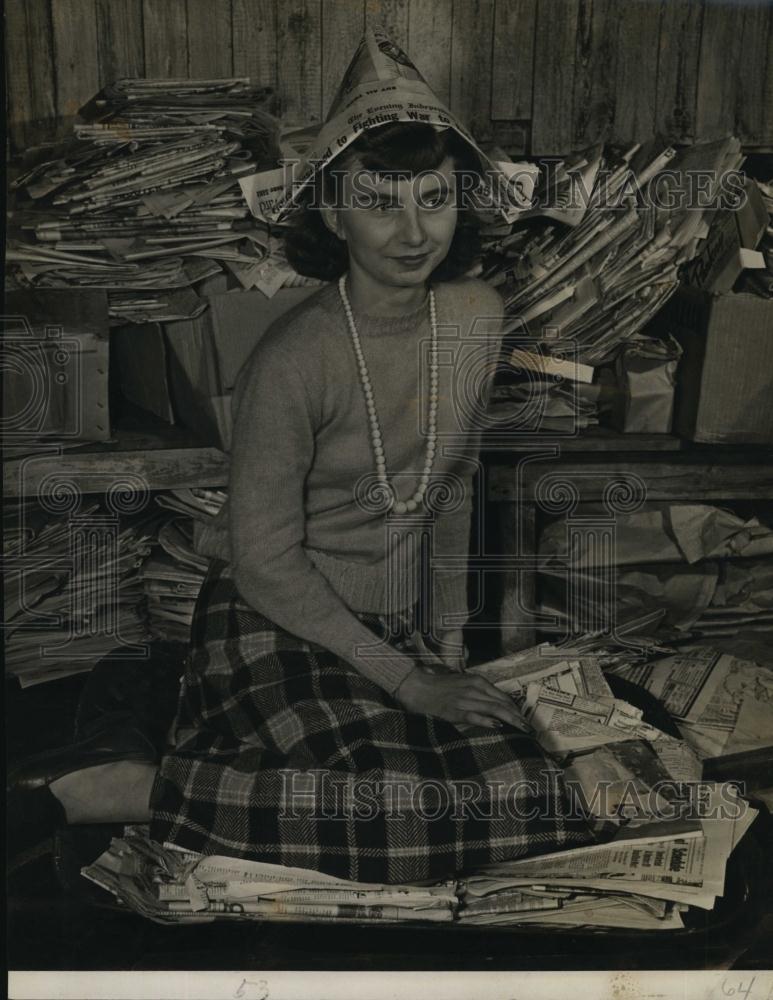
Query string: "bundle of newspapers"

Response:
xmin=538 ymin=502 xmax=773 ymax=641
xmin=7 ymin=78 xmax=286 ymax=323
xmin=457 ymin=642 xmax=760 ymax=928
xmin=458 ymin=792 xmax=754 ymax=928
xmin=141 ymin=489 xmax=226 ymax=642
xmin=483 ymin=137 xmax=745 ymax=432
xmin=3 ymin=488 xmax=229 ymax=682
xmin=82 ymin=829 xmax=457 ymax=926
xmin=3 ymin=497 xmax=155 ymax=687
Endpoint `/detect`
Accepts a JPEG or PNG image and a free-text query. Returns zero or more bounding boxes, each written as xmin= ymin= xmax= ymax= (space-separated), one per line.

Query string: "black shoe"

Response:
xmin=7 ymin=725 xmax=158 ymax=795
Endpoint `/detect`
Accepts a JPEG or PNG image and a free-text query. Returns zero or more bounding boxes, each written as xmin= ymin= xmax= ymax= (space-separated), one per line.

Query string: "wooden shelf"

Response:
xmin=482 ymin=427 xmax=773 ymax=502
xmin=7 ymin=417 xmax=772 ymax=501
xmin=481 ymin=424 xmax=773 ymax=455
xmin=4 ymin=411 xmax=229 ymax=498
xmin=485 ymin=430 xmax=773 ymax=654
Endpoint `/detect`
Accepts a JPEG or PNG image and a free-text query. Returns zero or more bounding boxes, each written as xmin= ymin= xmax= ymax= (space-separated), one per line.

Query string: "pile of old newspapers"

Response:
xmin=141 ymin=488 xmax=227 ymax=643
xmin=82 ymin=636 xmax=761 ymax=931
xmin=3 ymin=497 xmax=156 ymax=687
xmin=6 ymin=78 xmax=291 ymax=323
xmin=457 ymin=641 xmax=761 ymax=928
xmin=482 ymin=136 xmax=744 ymax=432
xmin=82 ymin=831 xmax=458 ymax=926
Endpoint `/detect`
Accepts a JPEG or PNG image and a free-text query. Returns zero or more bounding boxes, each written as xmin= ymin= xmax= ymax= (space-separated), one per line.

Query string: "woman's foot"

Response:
xmin=49 ymin=760 xmax=157 ymax=824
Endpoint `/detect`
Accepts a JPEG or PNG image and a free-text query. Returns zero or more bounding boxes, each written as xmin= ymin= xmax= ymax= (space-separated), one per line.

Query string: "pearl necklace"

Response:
xmin=338 ymin=274 xmax=439 ymax=515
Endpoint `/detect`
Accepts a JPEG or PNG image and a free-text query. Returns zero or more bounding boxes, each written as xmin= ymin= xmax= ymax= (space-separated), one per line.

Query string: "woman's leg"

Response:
xmin=49 ymin=760 xmax=157 ymax=824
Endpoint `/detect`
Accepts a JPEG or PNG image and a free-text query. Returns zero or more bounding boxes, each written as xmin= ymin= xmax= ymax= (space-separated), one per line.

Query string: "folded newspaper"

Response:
xmin=82 ymin=829 xmax=457 ymax=926
xmin=467 ymin=643 xmax=685 ymax=760
xmin=239 ymin=26 xmax=536 ymax=225
xmin=608 ymin=644 xmax=773 ymax=760
xmin=459 ymin=781 xmax=756 ymax=928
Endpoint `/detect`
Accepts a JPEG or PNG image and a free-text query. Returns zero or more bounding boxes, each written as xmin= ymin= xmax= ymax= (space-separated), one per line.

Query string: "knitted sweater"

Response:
xmin=196 ymin=276 xmax=504 ymax=695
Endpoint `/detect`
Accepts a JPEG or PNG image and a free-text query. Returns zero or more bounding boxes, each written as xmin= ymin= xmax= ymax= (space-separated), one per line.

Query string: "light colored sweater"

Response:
xmin=196 ymin=276 xmax=504 ymax=695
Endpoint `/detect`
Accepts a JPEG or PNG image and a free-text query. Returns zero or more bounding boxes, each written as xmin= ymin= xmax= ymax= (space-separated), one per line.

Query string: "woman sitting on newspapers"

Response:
xmin=10 ymin=119 xmax=602 ymax=884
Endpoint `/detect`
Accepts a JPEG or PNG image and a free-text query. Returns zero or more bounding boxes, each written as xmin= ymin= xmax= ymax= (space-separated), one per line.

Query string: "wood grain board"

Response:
xmin=6 ymin=0 xmax=771 ymax=154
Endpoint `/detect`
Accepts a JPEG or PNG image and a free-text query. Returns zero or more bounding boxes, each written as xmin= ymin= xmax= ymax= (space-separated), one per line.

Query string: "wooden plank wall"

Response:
xmin=6 ymin=0 xmax=773 ymax=156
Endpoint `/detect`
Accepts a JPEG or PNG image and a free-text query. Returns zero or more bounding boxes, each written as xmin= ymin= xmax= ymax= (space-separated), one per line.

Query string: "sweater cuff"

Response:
xmin=432 ymin=571 xmax=469 ymax=633
xmin=369 ymin=654 xmax=417 ymax=698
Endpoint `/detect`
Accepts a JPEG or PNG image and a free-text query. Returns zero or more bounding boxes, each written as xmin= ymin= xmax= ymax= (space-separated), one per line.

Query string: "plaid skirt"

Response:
xmin=150 ymin=559 xmax=600 ymax=884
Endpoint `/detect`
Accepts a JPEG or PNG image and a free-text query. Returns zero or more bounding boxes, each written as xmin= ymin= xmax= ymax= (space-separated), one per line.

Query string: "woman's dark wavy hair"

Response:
xmin=284 ymin=122 xmax=484 ymax=282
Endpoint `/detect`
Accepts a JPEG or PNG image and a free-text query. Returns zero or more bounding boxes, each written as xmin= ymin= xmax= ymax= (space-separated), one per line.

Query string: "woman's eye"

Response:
xmin=421 ymin=192 xmax=449 ymax=209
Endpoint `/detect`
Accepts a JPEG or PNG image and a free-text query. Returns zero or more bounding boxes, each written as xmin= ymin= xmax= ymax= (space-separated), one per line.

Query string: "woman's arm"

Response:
xmin=229 ymin=335 xmax=417 ymax=697
xmin=427 ymin=494 xmax=473 ymax=669
xmin=427 ymin=278 xmax=506 ymax=668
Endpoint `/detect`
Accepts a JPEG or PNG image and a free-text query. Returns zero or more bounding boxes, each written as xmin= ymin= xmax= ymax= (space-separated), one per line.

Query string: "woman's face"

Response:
xmin=323 ymin=155 xmax=458 ymax=291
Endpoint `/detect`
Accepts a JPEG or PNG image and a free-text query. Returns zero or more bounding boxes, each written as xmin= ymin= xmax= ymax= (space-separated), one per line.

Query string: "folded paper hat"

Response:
xmin=252 ymin=26 xmax=534 ymax=223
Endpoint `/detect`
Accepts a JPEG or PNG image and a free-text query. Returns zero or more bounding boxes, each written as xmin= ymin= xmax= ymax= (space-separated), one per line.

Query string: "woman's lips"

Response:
xmin=392 ymin=252 xmax=431 ymax=269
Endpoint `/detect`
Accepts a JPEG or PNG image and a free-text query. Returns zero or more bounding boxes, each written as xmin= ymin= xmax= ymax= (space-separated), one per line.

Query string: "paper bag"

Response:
xmin=610 ymin=335 xmax=682 ymax=434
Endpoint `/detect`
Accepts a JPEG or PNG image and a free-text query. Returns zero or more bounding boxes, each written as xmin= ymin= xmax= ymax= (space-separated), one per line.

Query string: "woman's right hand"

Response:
xmin=394 ymin=666 xmax=531 ymax=732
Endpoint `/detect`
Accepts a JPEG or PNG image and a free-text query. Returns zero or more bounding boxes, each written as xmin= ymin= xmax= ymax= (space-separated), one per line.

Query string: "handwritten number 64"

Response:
xmin=722 ymin=977 xmax=756 ymax=1000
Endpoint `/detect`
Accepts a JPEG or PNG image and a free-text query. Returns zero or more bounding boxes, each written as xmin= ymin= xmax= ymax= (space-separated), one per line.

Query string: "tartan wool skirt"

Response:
xmin=149 ymin=559 xmax=600 ymax=884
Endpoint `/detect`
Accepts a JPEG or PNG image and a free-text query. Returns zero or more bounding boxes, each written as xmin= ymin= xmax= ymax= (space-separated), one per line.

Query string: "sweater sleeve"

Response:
xmin=228 ymin=335 xmax=416 ymax=696
xmin=429 ymin=279 xmax=505 ymax=637
xmin=430 ymin=494 xmax=473 ymax=636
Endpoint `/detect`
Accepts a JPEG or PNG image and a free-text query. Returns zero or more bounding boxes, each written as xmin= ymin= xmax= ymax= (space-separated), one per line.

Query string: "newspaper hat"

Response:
xmin=271 ymin=26 xmax=530 ymax=222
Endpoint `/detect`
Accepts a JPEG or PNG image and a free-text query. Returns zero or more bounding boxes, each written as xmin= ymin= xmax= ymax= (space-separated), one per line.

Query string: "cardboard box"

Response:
xmin=163 ymin=283 xmax=320 ymax=448
xmin=684 ymin=178 xmax=768 ymax=294
xmin=112 ymin=322 xmax=175 ymax=424
xmin=2 ymin=289 xmax=111 ymax=443
xmin=663 ymin=286 xmax=773 ymax=444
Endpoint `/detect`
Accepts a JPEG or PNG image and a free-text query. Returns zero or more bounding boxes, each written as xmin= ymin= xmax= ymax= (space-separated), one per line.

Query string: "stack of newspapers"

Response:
xmin=7 ymin=78 xmax=281 ymax=323
xmin=538 ymin=502 xmax=773 ymax=640
xmin=3 ymin=498 xmax=155 ymax=686
xmin=82 ymin=829 xmax=457 ymax=926
xmin=459 ymin=787 xmax=755 ymax=928
xmin=457 ymin=643 xmax=758 ymax=928
xmin=141 ymin=489 xmax=226 ymax=642
xmin=82 ymin=788 xmax=754 ymax=932
xmin=484 ymin=137 xmax=744 ymax=432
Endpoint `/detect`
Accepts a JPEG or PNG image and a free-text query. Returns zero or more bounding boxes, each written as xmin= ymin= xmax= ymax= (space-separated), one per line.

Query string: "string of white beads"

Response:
xmin=338 ymin=274 xmax=439 ymax=515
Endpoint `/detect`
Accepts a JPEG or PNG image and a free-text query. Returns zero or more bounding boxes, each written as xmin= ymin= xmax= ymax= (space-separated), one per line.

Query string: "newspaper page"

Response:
xmin=475 ymin=785 xmax=757 ymax=910
xmin=616 ymin=646 xmax=773 ymax=756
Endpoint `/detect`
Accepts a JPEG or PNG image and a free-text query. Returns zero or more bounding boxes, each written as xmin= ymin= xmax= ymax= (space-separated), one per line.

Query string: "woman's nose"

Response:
xmin=397 ymin=205 xmax=426 ymax=246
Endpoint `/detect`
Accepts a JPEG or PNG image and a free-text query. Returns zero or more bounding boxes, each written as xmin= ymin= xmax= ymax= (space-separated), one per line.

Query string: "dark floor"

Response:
xmin=7 ymin=672 xmax=773 ymax=972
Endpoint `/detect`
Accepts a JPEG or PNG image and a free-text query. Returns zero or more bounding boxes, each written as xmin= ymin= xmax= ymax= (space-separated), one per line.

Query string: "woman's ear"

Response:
xmin=319 ymin=205 xmax=346 ymax=241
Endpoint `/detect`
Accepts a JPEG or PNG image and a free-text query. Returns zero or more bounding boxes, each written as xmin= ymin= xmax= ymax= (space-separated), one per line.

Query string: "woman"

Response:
xmin=11 ymin=123 xmax=598 ymax=883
